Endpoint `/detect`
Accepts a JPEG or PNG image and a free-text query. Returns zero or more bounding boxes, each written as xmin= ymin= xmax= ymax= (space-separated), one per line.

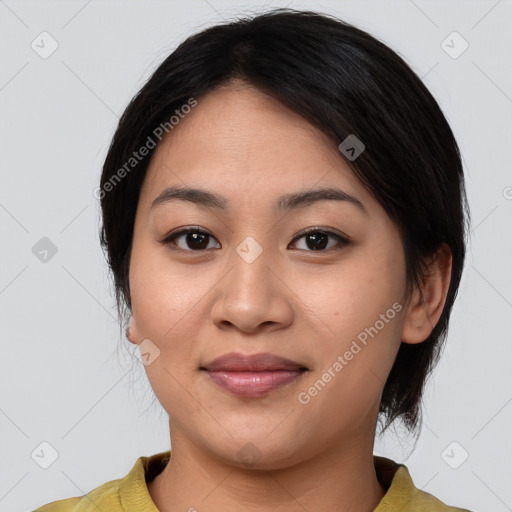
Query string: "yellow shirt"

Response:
xmin=33 ymin=451 xmax=472 ymax=511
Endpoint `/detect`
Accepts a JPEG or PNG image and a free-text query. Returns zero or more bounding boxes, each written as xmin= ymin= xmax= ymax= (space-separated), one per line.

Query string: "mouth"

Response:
xmin=200 ymin=352 xmax=309 ymax=398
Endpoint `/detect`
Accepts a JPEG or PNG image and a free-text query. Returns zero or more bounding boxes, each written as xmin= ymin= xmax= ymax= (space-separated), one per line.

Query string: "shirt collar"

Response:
xmin=119 ymin=450 xmax=417 ymax=511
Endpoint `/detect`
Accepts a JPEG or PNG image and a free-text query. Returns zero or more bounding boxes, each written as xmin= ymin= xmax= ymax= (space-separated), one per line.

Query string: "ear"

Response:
xmin=401 ymin=243 xmax=452 ymax=344
xmin=126 ymin=315 xmax=139 ymax=345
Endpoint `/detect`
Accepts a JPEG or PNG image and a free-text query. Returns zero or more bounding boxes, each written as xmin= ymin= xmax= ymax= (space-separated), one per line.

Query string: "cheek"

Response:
xmin=308 ymin=244 xmax=405 ymax=342
xmin=128 ymin=241 xmax=211 ymax=412
xmin=128 ymin=237 xmax=211 ymax=358
xmin=300 ymin=239 xmax=406 ymax=399
xmin=298 ymin=283 xmax=404 ymax=436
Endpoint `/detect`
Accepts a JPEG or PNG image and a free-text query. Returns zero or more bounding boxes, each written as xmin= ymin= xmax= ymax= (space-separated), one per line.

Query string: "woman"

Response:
xmin=35 ymin=8 xmax=473 ymax=511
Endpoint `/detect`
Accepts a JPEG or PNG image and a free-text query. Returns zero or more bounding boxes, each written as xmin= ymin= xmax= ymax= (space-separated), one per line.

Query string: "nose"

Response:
xmin=209 ymin=242 xmax=294 ymax=334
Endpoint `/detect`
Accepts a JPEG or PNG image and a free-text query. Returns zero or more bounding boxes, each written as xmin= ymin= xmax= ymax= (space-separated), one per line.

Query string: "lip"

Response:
xmin=200 ymin=352 xmax=308 ymax=398
xmin=201 ymin=352 xmax=307 ymax=372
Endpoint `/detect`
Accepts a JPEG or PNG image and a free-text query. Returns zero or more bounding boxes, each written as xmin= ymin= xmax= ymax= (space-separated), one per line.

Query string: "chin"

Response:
xmin=201 ymin=430 xmax=310 ymax=471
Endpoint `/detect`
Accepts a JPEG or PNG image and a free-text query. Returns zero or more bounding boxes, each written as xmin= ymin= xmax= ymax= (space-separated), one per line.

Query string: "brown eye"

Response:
xmin=162 ymin=228 xmax=220 ymax=251
xmin=290 ymin=229 xmax=349 ymax=252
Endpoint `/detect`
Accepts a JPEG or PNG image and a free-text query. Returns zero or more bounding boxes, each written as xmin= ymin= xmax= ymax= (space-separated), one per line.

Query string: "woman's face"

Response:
xmin=128 ymin=80 xmax=410 ymax=468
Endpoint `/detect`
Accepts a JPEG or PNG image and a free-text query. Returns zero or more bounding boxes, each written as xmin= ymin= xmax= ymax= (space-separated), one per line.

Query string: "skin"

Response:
xmin=126 ymin=79 xmax=452 ymax=512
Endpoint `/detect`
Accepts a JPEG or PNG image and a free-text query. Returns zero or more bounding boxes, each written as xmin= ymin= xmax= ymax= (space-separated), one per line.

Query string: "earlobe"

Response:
xmin=126 ymin=315 xmax=138 ymax=344
xmin=401 ymin=243 xmax=452 ymax=345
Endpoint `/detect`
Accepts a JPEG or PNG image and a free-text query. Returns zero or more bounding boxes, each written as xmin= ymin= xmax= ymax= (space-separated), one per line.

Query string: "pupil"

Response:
xmin=307 ymin=233 xmax=327 ymax=250
xmin=188 ymin=233 xmax=209 ymax=249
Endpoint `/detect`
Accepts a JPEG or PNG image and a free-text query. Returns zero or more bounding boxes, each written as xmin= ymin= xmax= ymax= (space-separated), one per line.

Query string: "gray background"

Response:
xmin=1 ymin=1 xmax=511 ymax=511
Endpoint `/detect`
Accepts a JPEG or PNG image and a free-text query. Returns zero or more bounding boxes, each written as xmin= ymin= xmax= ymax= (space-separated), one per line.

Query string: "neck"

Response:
xmin=148 ymin=425 xmax=386 ymax=512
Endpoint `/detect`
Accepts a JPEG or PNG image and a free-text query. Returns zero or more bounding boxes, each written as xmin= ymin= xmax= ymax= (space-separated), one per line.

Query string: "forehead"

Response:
xmin=139 ymin=81 xmax=374 ymax=214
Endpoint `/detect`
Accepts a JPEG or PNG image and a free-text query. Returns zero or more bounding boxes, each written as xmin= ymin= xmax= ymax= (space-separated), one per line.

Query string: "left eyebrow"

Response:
xmin=150 ymin=185 xmax=367 ymax=215
xmin=277 ymin=187 xmax=367 ymax=214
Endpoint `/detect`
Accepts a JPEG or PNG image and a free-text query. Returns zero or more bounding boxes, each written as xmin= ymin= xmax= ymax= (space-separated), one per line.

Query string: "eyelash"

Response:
xmin=159 ymin=226 xmax=350 ymax=253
